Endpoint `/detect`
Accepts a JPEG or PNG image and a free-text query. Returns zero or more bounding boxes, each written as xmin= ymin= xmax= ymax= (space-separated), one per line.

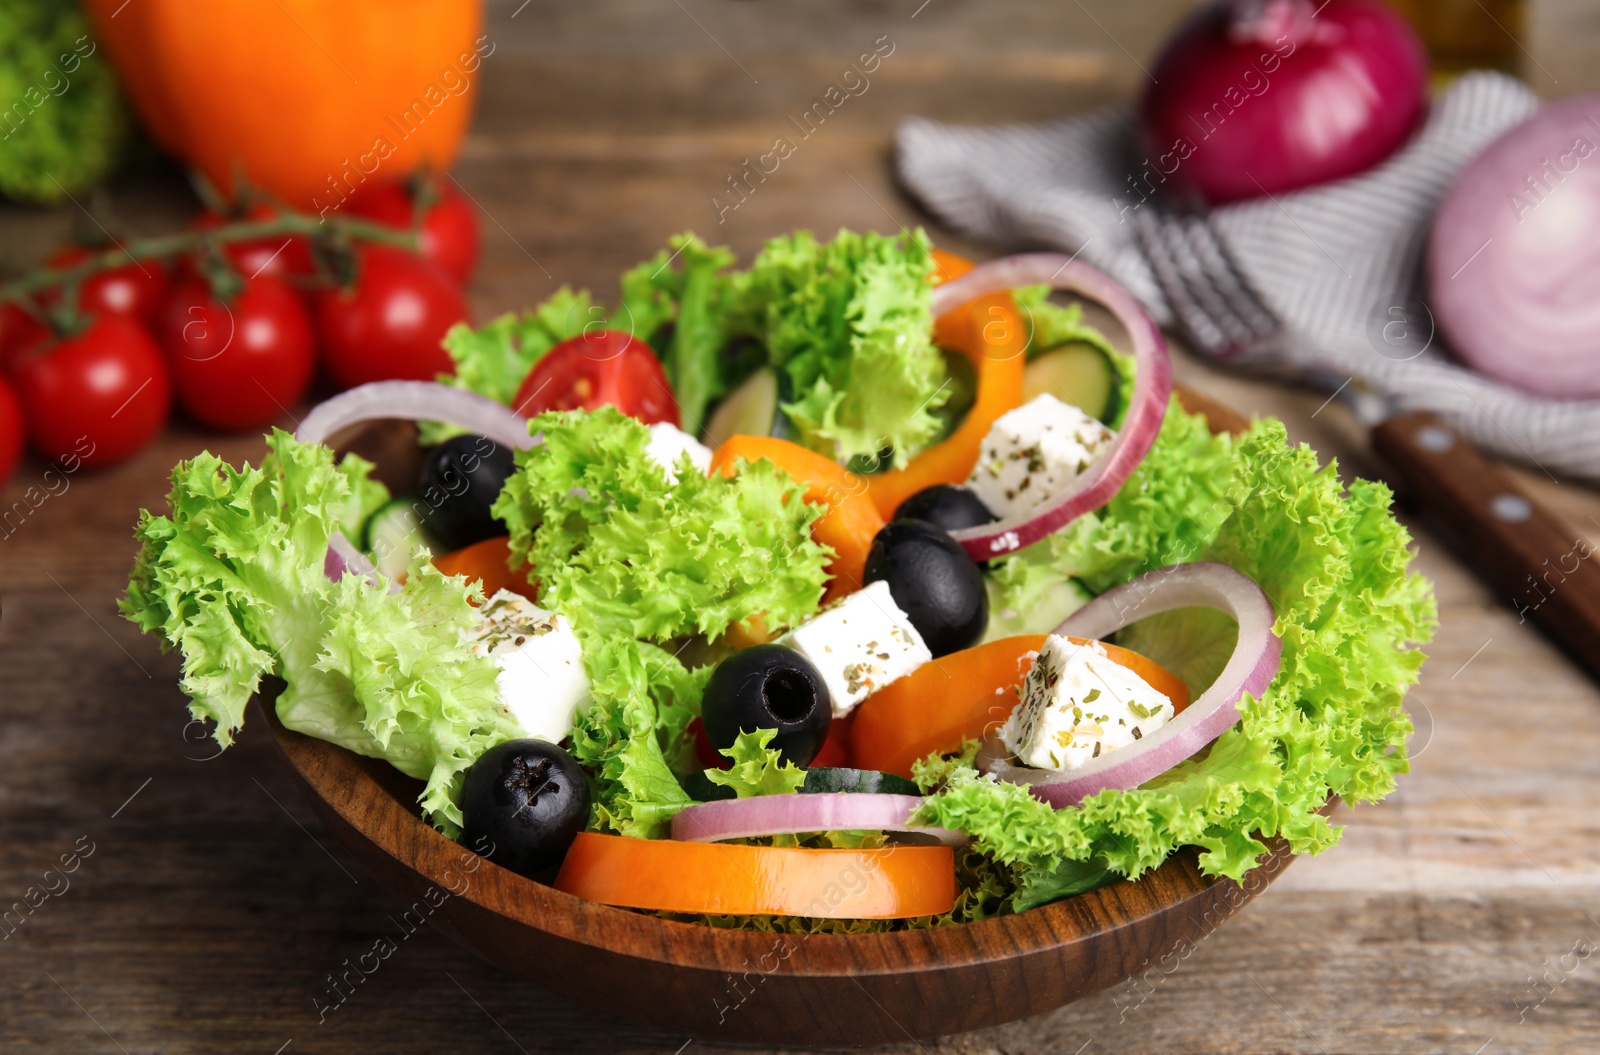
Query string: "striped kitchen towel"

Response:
xmin=897 ymin=72 xmax=1600 ymax=484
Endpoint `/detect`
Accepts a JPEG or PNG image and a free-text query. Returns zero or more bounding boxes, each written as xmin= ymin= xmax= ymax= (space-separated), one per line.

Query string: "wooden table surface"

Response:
xmin=4 ymin=2 xmax=1599 ymax=1052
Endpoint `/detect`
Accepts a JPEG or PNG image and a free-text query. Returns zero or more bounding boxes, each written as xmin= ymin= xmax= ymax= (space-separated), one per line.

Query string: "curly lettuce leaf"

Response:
xmin=493 ymin=406 xmax=830 ymax=836
xmin=918 ymin=414 xmax=1435 ymax=886
xmin=705 ymin=728 xmax=807 ymax=797
xmin=437 ymin=289 xmax=597 ymax=405
xmin=121 ymin=431 xmax=519 ymax=836
xmin=740 ymin=228 xmax=945 ymax=467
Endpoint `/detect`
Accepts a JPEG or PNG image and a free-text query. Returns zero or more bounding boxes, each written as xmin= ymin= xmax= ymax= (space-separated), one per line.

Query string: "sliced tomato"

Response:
xmin=432 ymin=535 xmax=538 ymax=601
xmin=851 ymin=634 xmax=1190 ymax=778
xmin=708 ymin=435 xmax=884 ymax=604
xmin=809 ymin=710 xmax=855 ymax=769
xmin=554 ymin=832 xmax=956 ymax=918
xmin=512 ymin=329 xmax=678 ymax=426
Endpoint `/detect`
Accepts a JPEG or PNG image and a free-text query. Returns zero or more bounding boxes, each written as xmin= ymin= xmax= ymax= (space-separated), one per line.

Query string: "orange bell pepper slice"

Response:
xmin=865 ymin=249 xmax=1028 ymax=520
xmin=851 ymin=634 xmax=1190 ymax=778
xmin=554 ymin=832 xmax=956 ymax=918
xmin=709 ymin=435 xmax=885 ymax=604
xmin=432 ymin=536 xmax=539 ymax=602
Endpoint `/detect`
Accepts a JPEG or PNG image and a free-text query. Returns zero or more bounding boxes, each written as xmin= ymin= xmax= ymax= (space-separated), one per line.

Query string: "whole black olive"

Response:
xmin=700 ymin=644 xmax=832 ymax=767
xmin=461 ymin=739 xmax=590 ymax=878
xmin=417 ymin=434 xmax=516 ymax=551
xmin=864 ymin=519 xmax=988 ymax=657
xmin=893 ymin=484 xmax=998 ymax=533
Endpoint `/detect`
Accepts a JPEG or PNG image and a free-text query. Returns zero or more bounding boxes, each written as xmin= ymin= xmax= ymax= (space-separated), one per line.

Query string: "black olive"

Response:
xmin=461 ymin=739 xmax=590 ymax=878
xmin=893 ymin=484 xmax=997 ymax=533
xmin=864 ymin=519 xmax=988 ymax=657
xmin=416 ymin=434 xmax=516 ymax=551
xmin=700 ymin=644 xmax=832 ymax=767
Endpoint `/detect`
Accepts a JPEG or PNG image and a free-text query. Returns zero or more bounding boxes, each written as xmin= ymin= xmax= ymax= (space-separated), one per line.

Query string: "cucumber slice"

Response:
xmin=361 ymin=496 xmax=439 ymax=580
xmin=799 ymin=767 xmax=920 ymax=796
xmin=702 ymin=366 xmax=789 ymax=448
xmin=680 ymin=770 xmax=736 ymax=802
xmin=1113 ymin=606 xmax=1238 ymax=699
xmin=1023 ymin=342 xmax=1121 ymax=425
xmin=981 ymin=575 xmax=1092 ymax=643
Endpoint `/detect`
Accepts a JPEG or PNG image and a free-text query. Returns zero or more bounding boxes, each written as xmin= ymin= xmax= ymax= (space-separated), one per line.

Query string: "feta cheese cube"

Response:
xmin=645 ymin=422 xmax=714 ymax=483
xmin=1001 ymin=634 xmax=1174 ymax=771
xmin=466 ymin=590 xmax=590 ymax=743
xmin=778 ymin=580 xmax=931 ymax=717
xmin=966 ymin=393 xmax=1115 ymax=520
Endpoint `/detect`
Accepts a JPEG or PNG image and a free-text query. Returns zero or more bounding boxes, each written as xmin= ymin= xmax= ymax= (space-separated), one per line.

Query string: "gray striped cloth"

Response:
xmin=897 ymin=72 xmax=1600 ymax=483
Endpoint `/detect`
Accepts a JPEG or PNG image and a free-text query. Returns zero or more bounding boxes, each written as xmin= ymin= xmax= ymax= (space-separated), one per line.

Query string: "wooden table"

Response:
xmin=4 ymin=2 xmax=1598 ymax=1051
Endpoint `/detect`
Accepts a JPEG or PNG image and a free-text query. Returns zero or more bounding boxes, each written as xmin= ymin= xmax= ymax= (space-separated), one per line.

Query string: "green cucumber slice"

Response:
xmin=361 ymin=496 xmax=439 ymax=580
xmin=981 ymin=575 xmax=1092 ymax=643
xmin=1023 ymin=342 xmax=1121 ymax=425
xmin=702 ymin=366 xmax=790 ymax=448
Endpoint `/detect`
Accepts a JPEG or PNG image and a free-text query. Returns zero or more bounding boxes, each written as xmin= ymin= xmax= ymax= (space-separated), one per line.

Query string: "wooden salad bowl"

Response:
xmin=267 ymin=387 xmax=1289 ymax=1045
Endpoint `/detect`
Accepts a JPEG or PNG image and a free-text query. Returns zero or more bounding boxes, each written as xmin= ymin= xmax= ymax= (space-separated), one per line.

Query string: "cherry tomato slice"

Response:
xmin=156 ymin=274 xmax=316 ymax=431
xmin=512 ymin=329 xmax=679 ymax=426
xmin=13 ymin=314 xmax=171 ymax=469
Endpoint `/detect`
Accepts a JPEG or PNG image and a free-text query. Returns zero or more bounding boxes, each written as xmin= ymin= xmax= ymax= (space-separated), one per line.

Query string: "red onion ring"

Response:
xmin=296 ymin=382 xmax=537 ymax=587
xmin=980 ymin=561 xmax=1280 ymax=808
xmin=932 ymin=254 xmax=1173 ymax=560
xmin=671 ymin=793 xmax=968 ymax=846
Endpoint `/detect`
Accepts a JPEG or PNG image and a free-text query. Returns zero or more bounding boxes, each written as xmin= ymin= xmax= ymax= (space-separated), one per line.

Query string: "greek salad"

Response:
xmin=123 ymin=229 xmax=1435 ymax=929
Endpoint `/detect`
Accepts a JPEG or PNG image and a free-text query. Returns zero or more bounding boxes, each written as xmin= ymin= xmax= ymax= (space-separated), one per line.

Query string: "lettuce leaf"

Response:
xmin=740 ymin=228 xmax=945 ymax=467
xmin=705 ymin=728 xmax=807 ymax=797
xmin=493 ymin=407 xmax=830 ymax=836
xmin=121 ymin=431 xmax=520 ymax=836
xmin=915 ymin=413 xmax=1436 ymax=888
xmin=438 ymin=289 xmax=596 ymax=405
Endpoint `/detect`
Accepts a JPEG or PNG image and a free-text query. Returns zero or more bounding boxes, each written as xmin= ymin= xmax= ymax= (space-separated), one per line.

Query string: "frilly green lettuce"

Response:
xmin=705 ymin=728 xmax=807 ymax=797
xmin=120 ymin=430 xmax=521 ymax=836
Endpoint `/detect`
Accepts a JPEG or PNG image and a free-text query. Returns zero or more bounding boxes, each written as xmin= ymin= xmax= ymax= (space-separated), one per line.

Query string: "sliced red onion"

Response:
xmin=981 ymin=561 xmax=1280 ymax=808
xmin=671 ymin=793 xmax=968 ymax=846
xmin=296 ymin=380 xmax=538 ymax=452
xmin=933 ymin=254 xmax=1173 ymax=560
xmin=297 ymin=382 xmax=536 ymax=587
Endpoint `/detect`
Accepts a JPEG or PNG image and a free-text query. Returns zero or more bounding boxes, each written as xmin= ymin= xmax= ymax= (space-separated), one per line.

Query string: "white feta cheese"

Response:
xmin=645 ymin=422 xmax=714 ymax=483
xmin=966 ymin=393 xmax=1115 ymax=520
xmin=465 ymin=590 xmax=589 ymax=743
xmin=778 ymin=580 xmax=931 ymax=717
xmin=1001 ymin=634 xmax=1174 ymax=771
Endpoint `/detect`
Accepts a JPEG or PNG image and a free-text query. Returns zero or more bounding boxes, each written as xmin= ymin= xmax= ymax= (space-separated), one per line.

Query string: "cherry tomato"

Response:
xmin=156 ymin=275 xmax=316 ymax=431
xmin=345 ymin=179 xmax=480 ymax=284
xmin=512 ymin=329 xmax=679 ymax=425
xmin=0 ymin=375 xmax=23 ymax=492
xmin=0 ymin=302 xmax=48 ymax=375
xmin=189 ymin=205 xmax=316 ymax=284
xmin=13 ymin=315 xmax=171 ymax=469
xmin=313 ymin=247 xmax=467 ymax=390
xmin=42 ymin=247 xmax=169 ymax=324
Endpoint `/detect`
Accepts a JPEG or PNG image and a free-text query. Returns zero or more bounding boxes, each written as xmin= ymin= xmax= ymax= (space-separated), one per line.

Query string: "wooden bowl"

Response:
xmin=267 ymin=387 xmax=1293 ymax=1046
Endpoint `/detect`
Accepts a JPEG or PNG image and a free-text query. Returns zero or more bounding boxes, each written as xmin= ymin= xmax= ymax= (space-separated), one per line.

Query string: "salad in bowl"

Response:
xmin=122 ymin=229 xmax=1434 ymax=931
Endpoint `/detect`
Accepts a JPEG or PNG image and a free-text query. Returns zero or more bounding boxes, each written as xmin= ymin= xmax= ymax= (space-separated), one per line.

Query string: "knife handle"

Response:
xmin=1370 ymin=410 xmax=1600 ymax=679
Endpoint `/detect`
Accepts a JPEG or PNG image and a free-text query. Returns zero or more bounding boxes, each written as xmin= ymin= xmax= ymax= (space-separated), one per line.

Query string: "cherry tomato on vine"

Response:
xmin=0 ymin=375 xmax=23 ymax=492
xmin=190 ymin=205 xmax=316 ymax=285
xmin=156 ymin=275 xmax=316 ymax=431
xmin=312 ymin=247 xmax=467 ymax=390
xmin=42 ymin=247 xmax=170 ymax=325
xmin=345 ymin=179 xmax=480 ymax=284
xmin=0 ymin=302 xmax=48 ymax=375
xmin=12 ymin=315 xmax=171 ymax=469
xmin=512 ymin=329 xmax=679 ymax=425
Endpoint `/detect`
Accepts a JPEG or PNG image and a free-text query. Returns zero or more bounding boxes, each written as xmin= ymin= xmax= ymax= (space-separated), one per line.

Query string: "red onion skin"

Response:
xmin=1139 ymin=0 xmax=1428 ymax=205
xmin=1429 ymin=92 xmax=1600 ymax=400
xmin=671 ymin=793 xmax=967 ymax=846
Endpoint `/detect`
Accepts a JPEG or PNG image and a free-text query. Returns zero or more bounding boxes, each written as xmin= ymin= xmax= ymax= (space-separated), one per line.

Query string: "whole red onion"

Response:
xmin=1138 ymin=0 xmax=1428 ymax=205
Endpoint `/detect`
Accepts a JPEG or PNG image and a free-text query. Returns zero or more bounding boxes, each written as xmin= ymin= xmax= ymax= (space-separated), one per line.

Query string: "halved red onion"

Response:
xmin=980 ymin=561 xmax=1280 ymax=808
xmin=296 ymin=380 xmax=538 ymax=452
xmin=671 ymin=793 xmax=968 ymax=846
xmin=296 ymin=382 xmax=536 ymax=587
xmin=933 ymin=254 xmax=1173 ymax=560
